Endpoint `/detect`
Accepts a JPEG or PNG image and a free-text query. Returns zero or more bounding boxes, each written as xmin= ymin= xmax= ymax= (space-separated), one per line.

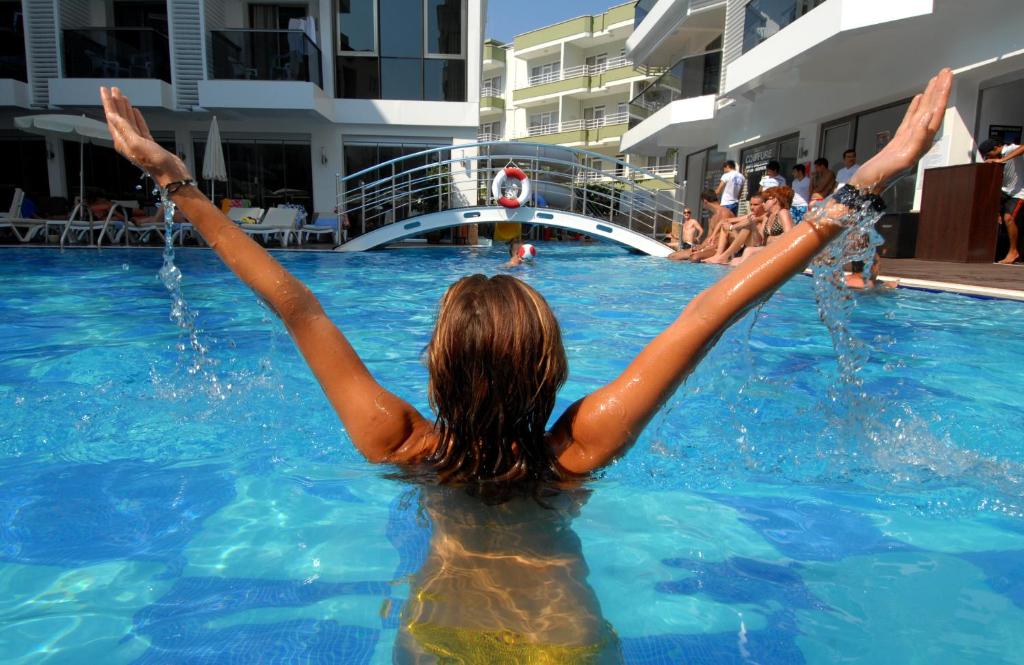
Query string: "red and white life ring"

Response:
xmin=491 ymin=166 xmax=531 ymax=209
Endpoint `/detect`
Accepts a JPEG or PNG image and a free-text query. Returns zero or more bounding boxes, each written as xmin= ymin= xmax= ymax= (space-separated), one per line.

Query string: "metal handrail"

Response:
xmin=337 ymin=141 xmax=682 ymax=241
xmin=480 ymin=86 xmax=503 ymax=98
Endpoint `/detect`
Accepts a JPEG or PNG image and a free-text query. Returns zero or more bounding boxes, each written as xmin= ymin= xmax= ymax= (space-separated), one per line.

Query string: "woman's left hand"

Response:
xmin=849 ymin=69 xmax=952 ymax=192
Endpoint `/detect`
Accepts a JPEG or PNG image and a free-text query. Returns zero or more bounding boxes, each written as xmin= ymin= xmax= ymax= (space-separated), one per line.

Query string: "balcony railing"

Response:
xmin=0 ymin=23 xmax=27 ymax=82
xmin=477 ymin=132 xmax=500 ymax=142
xmin=524 ymin=57 xmax=654 ymax=87
xmin=63 ymin=28 xmax=171 ymax=81
xmin=522 ymin=112 xmax=630 ymax=138
xmin=628 ymin=50 xmax=721 ymax=124
xmin=210 ymin=29 xmax=323 ymax=86
xmin=742 ymin=0 xmax=827 ymax=53
xmin=480 ymin=85 xmax=503 ymax=98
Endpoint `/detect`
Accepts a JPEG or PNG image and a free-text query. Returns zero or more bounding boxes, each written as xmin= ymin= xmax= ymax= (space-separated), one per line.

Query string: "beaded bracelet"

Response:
xmin=160 ymin=178 xmax=198 ymax=196
xmin=833 ymin=184 xmax=887 ymax=214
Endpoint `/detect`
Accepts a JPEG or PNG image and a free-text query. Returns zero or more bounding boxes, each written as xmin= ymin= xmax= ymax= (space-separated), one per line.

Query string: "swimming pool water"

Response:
xmin=1 ymin=245 xmax=1023 ymax=664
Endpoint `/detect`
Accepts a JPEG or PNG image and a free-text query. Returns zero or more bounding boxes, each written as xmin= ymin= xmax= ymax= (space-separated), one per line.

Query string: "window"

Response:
xmin=529 ymin=111 xmax=557 ymax=127
xmin=479 ymin=121 xmax=500 ymax=138
xmin=338 ymin=0 xmax=376 ymax=53
xmin=583 ymin=106 xmax=605 ymax=127
xmin=192 ymin=138 xmax=313 ymax=213
xmin=482 ymin=76 xmax=501 ymax=92
xmin=742 ymin=0 xmax=796 ymax=53
xmin=381 ymin=0 xmax=422 ymax=57
xmin=529 ymin=61 xmax=560 ymax=84
xmin=381 ymin=58 xmax=423 ymax=99
xmin=585 ymin=53 xmax=608 ymax=71
xmin=0 ymin=136 xmax=47 ymax=201
xmin=334 ymin=0 xmax=466 ymax=101
xmin=67 ymin=134 xmax=176 ymax=203
xmin=426 ymin=0 xmax=463 ymax=56
xmin=336 ymin=56 xmax=380 ymax=98
xmin=424 ymin=58 xmax=464 ymax=101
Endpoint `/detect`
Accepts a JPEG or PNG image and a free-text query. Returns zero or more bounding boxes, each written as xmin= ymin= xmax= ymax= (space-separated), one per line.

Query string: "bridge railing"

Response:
xmin=337 ymin=142 xmax=683 ymax=242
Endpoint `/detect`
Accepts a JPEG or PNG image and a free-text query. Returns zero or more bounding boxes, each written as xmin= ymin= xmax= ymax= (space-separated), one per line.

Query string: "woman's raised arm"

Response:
xmin=551 ymin=69 xmax=952 ymax=475
xmin=101 ymin=87 xmax=432 ymax=463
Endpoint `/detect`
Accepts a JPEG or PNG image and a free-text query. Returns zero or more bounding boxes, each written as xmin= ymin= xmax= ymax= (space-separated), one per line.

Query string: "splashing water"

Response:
xmin=157 ymin=194 xmax=224 ymax=399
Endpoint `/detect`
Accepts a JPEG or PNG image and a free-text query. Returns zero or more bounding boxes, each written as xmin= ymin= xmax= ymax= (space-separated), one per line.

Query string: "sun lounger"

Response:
xmin=112 ymin=200 xmax=167 ymax=245
xmin=299 ymin=212 xmax=342 ymax=245
xmin=59 ymin=201 xmax=123 ymax=248
xmin=1 ymin=189 xmax=46 ymax=243
xmin=236 ymin=207 xmax=300 ymax=247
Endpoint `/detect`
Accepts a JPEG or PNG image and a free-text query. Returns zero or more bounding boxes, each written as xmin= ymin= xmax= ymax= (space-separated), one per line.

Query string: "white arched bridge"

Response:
xmin=335 ymin=142 xmax=681 ymax=257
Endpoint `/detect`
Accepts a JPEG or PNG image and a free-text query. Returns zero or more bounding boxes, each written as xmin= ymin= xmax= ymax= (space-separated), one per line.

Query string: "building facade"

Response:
xmin=479 ymin=2 xmax=676 ymax=188
xmin=622 ymin=0 xmax=1024 ymax=219
xmin=0 ymin=0 xmax=484 ymax=216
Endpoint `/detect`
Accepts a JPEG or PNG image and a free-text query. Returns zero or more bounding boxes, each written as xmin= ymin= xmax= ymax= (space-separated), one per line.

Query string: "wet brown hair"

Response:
xmin=761 ymin=185 xmax=794 ymax=209
xmin=424 ymin=274 xmax=568 ymax=490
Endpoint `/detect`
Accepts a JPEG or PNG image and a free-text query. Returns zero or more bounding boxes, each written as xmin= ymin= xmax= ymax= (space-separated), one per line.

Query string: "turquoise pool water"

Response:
xmin=1 ymin=244 xmax=1023 ymax=664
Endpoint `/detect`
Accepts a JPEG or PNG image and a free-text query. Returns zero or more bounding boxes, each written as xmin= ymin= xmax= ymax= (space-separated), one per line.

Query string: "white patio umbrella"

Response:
xmin=202 ymin=115 xmax=227 ymax=200
xmin=14 ymin=114 xmax=113 ymax=211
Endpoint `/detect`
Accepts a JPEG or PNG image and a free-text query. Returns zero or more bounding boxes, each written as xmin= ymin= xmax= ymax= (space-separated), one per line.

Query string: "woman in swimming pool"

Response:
xmin=101 ymin=70 xmax=951 ymax=663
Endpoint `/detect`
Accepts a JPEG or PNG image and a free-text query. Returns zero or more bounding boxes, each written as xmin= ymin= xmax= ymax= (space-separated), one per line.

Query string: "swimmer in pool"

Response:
xmin=502 ymin=237 xmax=524 ymax=268
xmin=101 ymin=70 xmax=952 ymax=663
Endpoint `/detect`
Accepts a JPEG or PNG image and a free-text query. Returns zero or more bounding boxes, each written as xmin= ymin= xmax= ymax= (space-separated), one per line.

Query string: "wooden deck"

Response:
xmin=879 ymin=259 xmax=1024 ymax=291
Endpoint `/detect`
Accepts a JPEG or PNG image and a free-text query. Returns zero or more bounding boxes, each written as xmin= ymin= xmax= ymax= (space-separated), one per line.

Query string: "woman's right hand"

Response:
xmin=100 ymin=86 xmax=191 ymax=187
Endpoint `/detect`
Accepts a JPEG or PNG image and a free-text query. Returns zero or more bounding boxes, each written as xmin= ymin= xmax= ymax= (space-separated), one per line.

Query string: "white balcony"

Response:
xmin=49 ymin=77 xmax=175 ymax=109
xmin=0 ymin=79 xmax=31 ymax=108
xmin=477 ymin=132 xmax=500 ymax=142
xmin=523 ymin=57 xmax=644 ymax=87
xmin=480 ymin=86 xmax=503 ymax=98
xmin=520 ymin=112 xmax=630 ymax=138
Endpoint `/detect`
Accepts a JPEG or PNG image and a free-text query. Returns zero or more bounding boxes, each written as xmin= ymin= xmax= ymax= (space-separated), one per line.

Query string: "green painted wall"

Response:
xmin=483 ymin=42 xmax=506 ymax=63
xmin=513 ymin=75 xmax=588 ymax=102
xmin=480 ymin=96 xmax=505 ymax=111
xmin=513 ymin=2 xmax=636 ymax=50
xmin=515 ymin=130 xmax=587 ymax=145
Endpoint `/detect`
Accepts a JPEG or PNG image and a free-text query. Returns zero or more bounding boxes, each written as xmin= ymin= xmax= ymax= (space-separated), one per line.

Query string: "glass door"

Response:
xmin=820 ymin=119 xmax=854 ymax=173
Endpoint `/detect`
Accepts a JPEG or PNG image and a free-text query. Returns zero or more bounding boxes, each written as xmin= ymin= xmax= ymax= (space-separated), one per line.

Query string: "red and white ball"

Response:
xmin=518 ymin=243 xmax=537 ymax=261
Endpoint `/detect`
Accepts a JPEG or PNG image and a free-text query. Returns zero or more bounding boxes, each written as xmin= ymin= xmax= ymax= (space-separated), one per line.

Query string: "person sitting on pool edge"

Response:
xmin=99 ymin=70 xmax=952 ymax=661
xmin=667 ymin=189 xmax=734 ymax=261
xmin=702 ymin=193 xmax=769 ymax=265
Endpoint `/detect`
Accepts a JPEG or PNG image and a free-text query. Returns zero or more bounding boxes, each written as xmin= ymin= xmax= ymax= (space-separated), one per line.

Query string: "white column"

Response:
xmin=46 ymin=137 xmax=67 ymax=198
xmin=317 ymin=0 xmax=335 ymax=97
xmin=311 ymin=124 xmax=344 ymax=214
xmin=912 ymin=77 xmax=979 ymax=210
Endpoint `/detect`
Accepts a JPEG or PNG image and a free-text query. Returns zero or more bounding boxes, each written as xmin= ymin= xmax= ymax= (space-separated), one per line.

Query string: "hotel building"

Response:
xmin=0 ymin=0 xmax=484 ymax=217
xmin=479 ymin=2 xmax=677 ymax=189
xmin=622 ymin=0 xmax=1024 ymax=221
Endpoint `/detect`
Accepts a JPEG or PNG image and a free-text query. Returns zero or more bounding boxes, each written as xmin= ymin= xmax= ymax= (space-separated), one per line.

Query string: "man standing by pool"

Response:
xmin=811 ymin=158 xmax=837 ymax=199
xmin=716 ymin=160 xmax=745 ymax=215
xmin=836 ymin=149 xmax=860 ymax=185
xmin=980 ymin=138 xmax=1024 ymax=264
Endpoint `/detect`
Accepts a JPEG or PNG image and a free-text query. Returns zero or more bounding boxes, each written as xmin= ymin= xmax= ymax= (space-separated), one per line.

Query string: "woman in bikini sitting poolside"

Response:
xmin=100 ymin=71 xmax=951 ymax=664
xmin=727 ymin=186 xmax=797 ymax=266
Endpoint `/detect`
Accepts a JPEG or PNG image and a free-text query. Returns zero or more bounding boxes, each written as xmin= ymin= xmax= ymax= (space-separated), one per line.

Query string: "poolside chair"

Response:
xmin=59 ymin=201 xmax=124 ymax=248
xmin=299 ymin=212 xmax=343 ymax=245
xmin=113 ymin=200 xmax=166 ymax=245
xmin=2 ymin=189 xmax=46 ymax=243
xmin=239 ymin=207 xmax=300 ymax=247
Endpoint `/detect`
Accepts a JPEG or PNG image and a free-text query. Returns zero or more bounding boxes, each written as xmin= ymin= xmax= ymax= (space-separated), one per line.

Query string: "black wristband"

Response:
xmin=160 ymin=178 xmax=198 ymax=196
xmin=833 ymin=184 xmax=886 ymax=214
